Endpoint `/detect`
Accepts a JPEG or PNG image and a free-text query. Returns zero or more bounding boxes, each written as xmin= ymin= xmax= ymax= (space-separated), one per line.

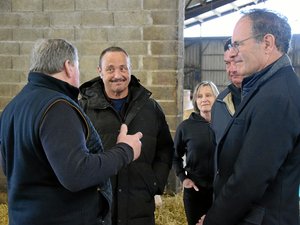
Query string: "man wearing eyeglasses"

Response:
xmin=197 ymin=8 xmax=300 ymax=225
xmin=79 ymin=46 xmax=174 ymax=225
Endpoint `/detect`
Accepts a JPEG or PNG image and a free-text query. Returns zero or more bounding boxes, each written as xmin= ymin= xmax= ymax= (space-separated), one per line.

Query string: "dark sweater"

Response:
xmin=173 ymin=112 xmax=215 ymax=188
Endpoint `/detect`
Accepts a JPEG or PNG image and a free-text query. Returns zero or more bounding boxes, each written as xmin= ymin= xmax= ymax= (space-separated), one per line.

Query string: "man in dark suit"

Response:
xmin=198 ymin=8 xmax=300 ymax=225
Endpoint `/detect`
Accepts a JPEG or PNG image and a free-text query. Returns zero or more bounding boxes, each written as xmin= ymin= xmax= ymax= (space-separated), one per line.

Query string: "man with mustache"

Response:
xmin=79 ymin=46 xmax=174 ymax=225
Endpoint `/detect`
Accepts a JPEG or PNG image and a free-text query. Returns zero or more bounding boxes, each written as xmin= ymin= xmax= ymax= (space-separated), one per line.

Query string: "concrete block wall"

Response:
xmin=0 ymin=0 xmax=185 ymax=191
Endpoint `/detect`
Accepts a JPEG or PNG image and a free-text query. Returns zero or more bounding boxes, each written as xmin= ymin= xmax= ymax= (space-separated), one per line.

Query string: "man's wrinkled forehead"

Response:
xmin=101 ymin=51 xmax=130 ymax=68
xmin=232 ymin=16 xmax=252 ymax=42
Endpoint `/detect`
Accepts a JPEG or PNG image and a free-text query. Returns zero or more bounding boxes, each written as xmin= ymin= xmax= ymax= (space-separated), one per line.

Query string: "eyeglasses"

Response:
xmin=228 ymin=34 xmax=264 ymax=54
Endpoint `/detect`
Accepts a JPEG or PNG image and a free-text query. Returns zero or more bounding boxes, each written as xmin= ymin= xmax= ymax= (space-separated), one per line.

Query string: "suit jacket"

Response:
xmin=204 ymin=54 xmax=300 ymax=225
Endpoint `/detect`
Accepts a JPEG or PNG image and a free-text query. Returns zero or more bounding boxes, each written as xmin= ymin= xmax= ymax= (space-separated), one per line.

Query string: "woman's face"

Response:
xmin=196 ymin=85 xmax=216 ymax=114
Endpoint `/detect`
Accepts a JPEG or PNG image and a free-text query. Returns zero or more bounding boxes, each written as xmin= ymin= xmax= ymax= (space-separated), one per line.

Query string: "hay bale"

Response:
xmin=155 ymin=193 xmax=187 ymax=225
xmin=0 ymin=192 xmax=188 ymax=225
xmin=0 ymin=203 xmax=8 ymax=225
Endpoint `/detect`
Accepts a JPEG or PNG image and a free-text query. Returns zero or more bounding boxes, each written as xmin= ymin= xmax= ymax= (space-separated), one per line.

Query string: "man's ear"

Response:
xmin=64 ymin=60 xmax=73 ymax=78
xmin=263 ymin=34 xmax=276 ymax=53
xmin=97 ymin=66 xmax=103 ymax=79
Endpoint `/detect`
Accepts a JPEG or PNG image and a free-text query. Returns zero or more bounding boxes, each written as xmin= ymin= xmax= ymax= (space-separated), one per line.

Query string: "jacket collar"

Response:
xmin=28 ymin=72 xmax=79 ymax=102
xmin=220 ymin=54 xmax=292 ymax=142
xmin=189 ymin=112 xmax=208 ymax=123
xmin=241 ymin=54 xmax=291 ymax=99
xmin=79 ymin=75 xmax=151 ymax=109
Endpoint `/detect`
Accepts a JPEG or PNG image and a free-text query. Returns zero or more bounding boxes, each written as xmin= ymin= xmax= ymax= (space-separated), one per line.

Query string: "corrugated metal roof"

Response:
xmin=185 ymin=0 xmax=268 ymax=29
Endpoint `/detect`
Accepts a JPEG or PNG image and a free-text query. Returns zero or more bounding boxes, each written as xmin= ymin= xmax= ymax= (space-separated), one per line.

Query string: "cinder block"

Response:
xmin=130 ymin=70 xmax=146 ymax=85
xmin=81 ymin=11 xmax=113 ymax=27
xmin=0 ymin=42 xmax=19 ymax=55
xmin=80 ymin=72 xmax=98 ymax=84
xmin=107 ymin=27 xmax=142 ymax=41
xmin=0 ymin=0 xmax=11 ymax=11
xmin=20 ymin=42 xmax=34 ymax=55
xmin=0 ymin=97 xmax=13 ymax=111
xmin=79 ymin=55 xmax=100 ymax=76
xmin=152 ymin=71 xmax=177 ymax=86
xmin=12 ymin=55 xmax=30 ymax=70
xmin=165 ymin=115 xmax=177 ymax=135
xmin=0 ymin=56 xmax=12 ymax=69
xmin=76 ymin=28 xmax=108 ymax=41
xmin=12 ymin=0 xmax=42 ymax=12
xmin=143 ymin=56 xmax=178 ymax=70
xmin=19 ymin=13 xmax=50 ymax=27
xmin=151 ymin=11 xmax=177 ymax=25
xmin=0 ymin=13 xmax=19 ymax=27
xmin=151 ymin=41 xmax=178 ymax=55
xmin=50 ymin=12 xmax=81 ymax=27
xmin=13 ymin=28 xmax=44 ymax=41
xmin=44 ymin=0 xmax=75 ymax=11
xmin=144 ymin=26 xmax=177 ymax=40
xmin=108 ymin=0 xmax=142 ymax=10
xmin=128 ymin=56 xmax=140 ymax=70
xmin=157 ymin=100 xmax=177 ymax=116
xmin=144 ymin=0 xmax=177 ymax=10
xmin=0 ymin=29 xmax=13 ymax=41
xmin=76 ymin=41 xmax=112 ymax=56
xmin=75 ymin=0 xmax=107 ymax=10
xmin=114 ymin=11 xmax=149 ymax=26
xmin=0 ymin=70 xmax=23 ymax=83
xmin=148 ymin=85 xmax=175 ymax=101
xmin=79 ymin=56 xmax=98 ymax=71
xmin=0 ymin=84 xmax=23 ymax=97
xmin=117 ymin=42 xmax=148 ymax=56
xmin=44 ymin=28 xmax=75 ymax=40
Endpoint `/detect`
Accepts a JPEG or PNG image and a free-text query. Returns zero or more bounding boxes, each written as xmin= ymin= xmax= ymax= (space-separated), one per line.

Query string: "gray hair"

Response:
xmin=242 ymin=8 xmax=291 ymax=54
xmin=30 ymin=39 xmax=78 ymax=75
xmin=192 ymin=81 xmax=219 ymax=113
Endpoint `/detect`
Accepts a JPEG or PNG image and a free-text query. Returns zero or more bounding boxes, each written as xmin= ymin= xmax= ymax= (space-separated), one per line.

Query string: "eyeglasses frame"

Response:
xmin=228 ymin=34 xmax=264 ymax=53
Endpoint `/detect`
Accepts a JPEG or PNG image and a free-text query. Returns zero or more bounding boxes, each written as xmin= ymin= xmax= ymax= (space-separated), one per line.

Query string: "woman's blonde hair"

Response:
xmin=192 ymin=81 xmax=219 ymax=113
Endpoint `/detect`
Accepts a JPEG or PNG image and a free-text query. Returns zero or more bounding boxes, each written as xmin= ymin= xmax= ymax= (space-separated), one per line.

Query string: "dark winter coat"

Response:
xmin=79 ymin=75 xmax=174 ymax=225
xmin=173 ymin=112 xmax=215 ymax=188
xmin=211 ymin=84 xmax=241 ymax=145
xmin=204 ymin=55 xmax=300 ymax=225
xmin=0 ymin=72 xmax=134 ymax=225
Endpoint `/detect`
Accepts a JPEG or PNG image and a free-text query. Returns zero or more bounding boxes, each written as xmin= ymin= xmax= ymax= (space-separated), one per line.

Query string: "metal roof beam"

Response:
xmin=185 ymin=0 xmax=268 ymax=27
xmin=185 ymin=0 xmax=235 ymax=20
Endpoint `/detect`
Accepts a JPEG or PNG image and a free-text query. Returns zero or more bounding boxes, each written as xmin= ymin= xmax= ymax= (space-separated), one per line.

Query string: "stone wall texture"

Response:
xmin=0 ymin=0 xmax=185 ymax=191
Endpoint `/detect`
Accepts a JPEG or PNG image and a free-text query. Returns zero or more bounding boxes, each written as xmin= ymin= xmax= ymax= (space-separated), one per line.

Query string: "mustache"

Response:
xmin=110 ymin=78 xmax=126 ymax=83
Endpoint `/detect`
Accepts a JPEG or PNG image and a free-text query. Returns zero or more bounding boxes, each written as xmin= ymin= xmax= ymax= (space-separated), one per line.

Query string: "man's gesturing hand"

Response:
xmin=117 ymin=124 xmax=142 ymax=160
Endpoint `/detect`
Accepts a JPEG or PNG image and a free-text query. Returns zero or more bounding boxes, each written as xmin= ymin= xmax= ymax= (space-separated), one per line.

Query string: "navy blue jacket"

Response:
xmin=204 ymin=55 xmax=300 ymax=225
xmin=0 ymin=72 xmax=134 ymax=225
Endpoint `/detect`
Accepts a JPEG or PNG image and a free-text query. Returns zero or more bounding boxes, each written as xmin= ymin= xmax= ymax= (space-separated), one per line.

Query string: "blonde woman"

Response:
xmin=173 ymin=81 xmax=219 ymax=225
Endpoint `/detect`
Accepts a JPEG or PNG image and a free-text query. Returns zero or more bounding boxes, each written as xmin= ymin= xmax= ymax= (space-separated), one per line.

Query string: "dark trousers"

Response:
xmin=183 ymin=186 xmax=213 ymax=225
